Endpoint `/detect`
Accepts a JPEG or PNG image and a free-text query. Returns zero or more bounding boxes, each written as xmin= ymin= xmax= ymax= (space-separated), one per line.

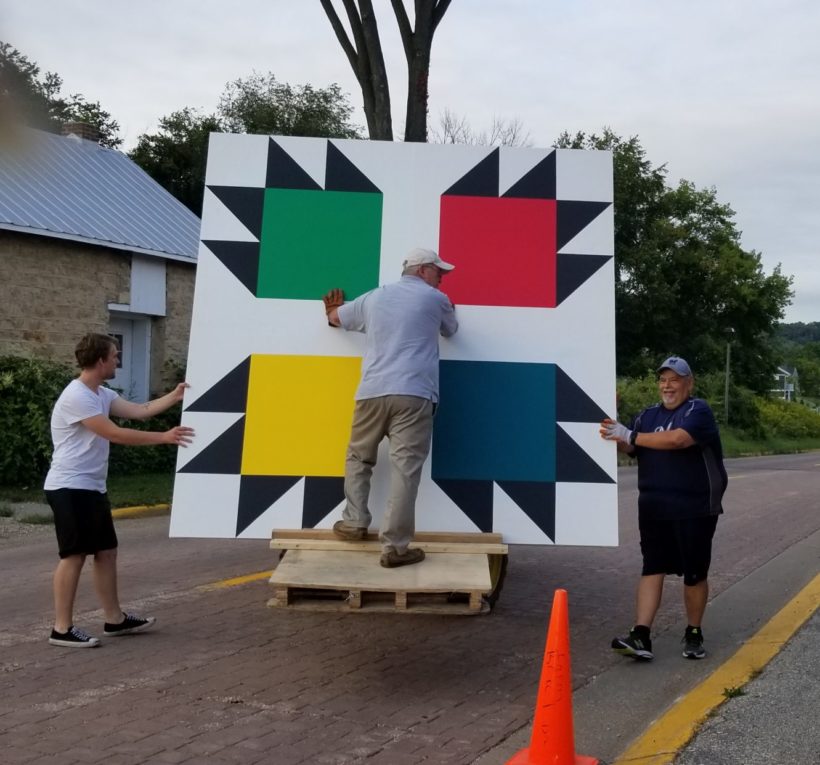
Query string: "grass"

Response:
xmin=721 ymin=431 xmax=820 ymax=457
xmin=20 ymin=512 xmax=54 ymax=525
xmin=722 ymin=685 xmax=747 ymax=699
xmin=0 ymin=504 xmax=13 ymax=517
xmin=0 ymin=472 xmax=175 ymax=508
xmin=617 ymin=432 xmax=820 ymax=464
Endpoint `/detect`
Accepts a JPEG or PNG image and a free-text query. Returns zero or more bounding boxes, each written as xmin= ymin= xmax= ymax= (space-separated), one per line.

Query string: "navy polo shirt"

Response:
xmin=630 ymin=398 xmax=727 ymax=521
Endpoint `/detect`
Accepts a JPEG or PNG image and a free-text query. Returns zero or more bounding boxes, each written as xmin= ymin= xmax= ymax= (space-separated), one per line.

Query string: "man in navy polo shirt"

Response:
xmin=600 ymin=356 xmax=727 ymax=660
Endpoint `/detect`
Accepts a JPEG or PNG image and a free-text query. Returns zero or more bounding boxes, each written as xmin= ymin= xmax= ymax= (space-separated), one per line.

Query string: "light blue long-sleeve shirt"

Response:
xmin=338 ymin=275 xmax=458 ymax=402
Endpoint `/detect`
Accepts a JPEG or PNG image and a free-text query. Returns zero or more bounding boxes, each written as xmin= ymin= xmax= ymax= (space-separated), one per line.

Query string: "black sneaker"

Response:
xmin=103 ymin=613 xmax=156 ymax=636
xmin=682 ymin=626 xmax=706 ymax=659
xmin=611 ymin=629 xmax=654 ymax=661
xmin=49 ymin=626 xmax=100 ymax=648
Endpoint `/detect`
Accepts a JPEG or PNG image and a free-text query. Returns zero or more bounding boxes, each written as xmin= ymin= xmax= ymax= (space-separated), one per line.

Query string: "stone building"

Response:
xmin=0 ymin=125 xmax=200 ymax=399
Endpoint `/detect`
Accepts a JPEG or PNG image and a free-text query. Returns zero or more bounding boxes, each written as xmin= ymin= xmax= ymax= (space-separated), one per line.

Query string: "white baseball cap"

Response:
xmin=402 ymin=247 xmax=455 ymax=271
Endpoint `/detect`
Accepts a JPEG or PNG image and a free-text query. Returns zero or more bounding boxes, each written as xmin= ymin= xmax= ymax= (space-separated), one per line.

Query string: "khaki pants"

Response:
xmin=342 ymin=395 xmax=434 ymax=553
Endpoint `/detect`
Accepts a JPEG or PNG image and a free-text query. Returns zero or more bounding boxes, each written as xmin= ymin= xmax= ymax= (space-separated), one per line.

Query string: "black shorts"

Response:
xmin=45 ymin=488 xmax=118 ymax=558
xmin=639 ymin=515 xmax=719 ymax=586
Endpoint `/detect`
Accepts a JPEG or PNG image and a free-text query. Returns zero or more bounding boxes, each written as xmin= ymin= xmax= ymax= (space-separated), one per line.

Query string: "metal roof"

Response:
xmin=0 ymin=129 xmax=200 ymax=262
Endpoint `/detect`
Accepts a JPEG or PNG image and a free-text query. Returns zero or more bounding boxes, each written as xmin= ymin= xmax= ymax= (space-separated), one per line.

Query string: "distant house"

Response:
xmin=772 ymin=365 xmax=798 ymax=401
xmin=0 ymin=124 xmax=200 ymax=400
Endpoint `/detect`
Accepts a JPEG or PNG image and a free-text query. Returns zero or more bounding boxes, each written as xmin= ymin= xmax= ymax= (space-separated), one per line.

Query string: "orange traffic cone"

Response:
xmin=506 ymin=589 xmax=598 ymax=765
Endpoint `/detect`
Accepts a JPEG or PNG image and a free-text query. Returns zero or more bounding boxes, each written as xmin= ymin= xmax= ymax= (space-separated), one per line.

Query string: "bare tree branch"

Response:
xmin=432 ymin=0 xmax=453 ymax=32
xmin=318 ymin=0 xmax=359 ymax=73
xmin=319 ymin=0 xmax=393 ymax=139
xmin=390 ymin=0 xmax=414 ymax=59
xmin=431 ymin=110 xmax=532 ymax=148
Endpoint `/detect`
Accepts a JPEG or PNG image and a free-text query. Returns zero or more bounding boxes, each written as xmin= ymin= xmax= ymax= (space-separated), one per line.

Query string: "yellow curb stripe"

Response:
xmin=111 ymin=503 xmax=170 ymax=519
xmin=612 ymin=572 xmax=820 ymax=765
xmin=200 ymin=570 xmax=273 ymax=590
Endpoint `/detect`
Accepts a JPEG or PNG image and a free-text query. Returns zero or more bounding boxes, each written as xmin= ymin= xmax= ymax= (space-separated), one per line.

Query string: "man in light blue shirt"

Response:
xmin=323 ymin=248 xmax=458 ymax=567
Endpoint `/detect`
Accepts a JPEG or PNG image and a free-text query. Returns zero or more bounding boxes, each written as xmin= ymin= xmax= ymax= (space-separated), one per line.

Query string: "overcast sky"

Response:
xmin=3 ymin=0 xmax=818 ymax=322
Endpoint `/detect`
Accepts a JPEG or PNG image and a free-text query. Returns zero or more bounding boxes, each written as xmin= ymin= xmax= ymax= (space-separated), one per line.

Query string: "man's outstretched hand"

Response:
xmin=323 ymin=288 xmax=344 ymax=315
xmin=600 ymin=417 xmax=633 ymax=444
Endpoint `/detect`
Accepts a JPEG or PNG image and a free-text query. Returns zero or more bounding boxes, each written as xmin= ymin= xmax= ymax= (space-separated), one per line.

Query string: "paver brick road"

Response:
xmin=2 ymin=453 xmax=819 ymax=764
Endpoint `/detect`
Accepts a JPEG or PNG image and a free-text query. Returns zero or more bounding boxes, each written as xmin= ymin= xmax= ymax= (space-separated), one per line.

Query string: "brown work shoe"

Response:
xmin=380 ymin=548 xmax=426 ymax=568
xmin=332 ymin=520 xmax=367 ymax=541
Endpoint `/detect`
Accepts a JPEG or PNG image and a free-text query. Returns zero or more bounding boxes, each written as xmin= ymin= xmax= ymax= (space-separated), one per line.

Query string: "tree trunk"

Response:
xmin=319 ymin=0 xmax=393 ymax=141
xmin=391 ymin=0 xmax=451 ymax=142
xmin=321 ymin=0 xmax=451 ymax=142
xmin=403 ymin=39 xmax=431 ymax=142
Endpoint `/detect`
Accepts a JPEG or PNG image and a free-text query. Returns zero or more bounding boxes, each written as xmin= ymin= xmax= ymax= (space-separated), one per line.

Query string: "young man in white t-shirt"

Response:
xmin=44 ymin=333 xmax=194 ymax=648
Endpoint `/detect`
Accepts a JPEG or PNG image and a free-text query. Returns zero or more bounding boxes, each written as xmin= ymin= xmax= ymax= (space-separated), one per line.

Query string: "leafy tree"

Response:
xmin=556 ymin=129 xmax=793 ymax=391
xmin=218 ymin=73 xmax=361 ymax=138
xmin=0 ymin=42 xmax=121 ymax=148
xmin=319 ymin=0 xmax=453 ymax=141
xmin=782 ymin=342 xmax=820 ymax=399
xmin=778 ymin=321 xmax=820 ymax=344
xmin=49 ymin=92 xmax=122 ymax=148
xmin=0 ymin=42 xmax=52 ymax=131
xmin=130 ymin=74 xmax=361 ymax=214
xmin=128 ymin=109 xmax=221 ymax=214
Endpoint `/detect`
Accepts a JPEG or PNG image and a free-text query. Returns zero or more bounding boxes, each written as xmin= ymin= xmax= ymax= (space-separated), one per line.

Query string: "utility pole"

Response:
xmin=724 ymin=328 xmax=735 ymax=425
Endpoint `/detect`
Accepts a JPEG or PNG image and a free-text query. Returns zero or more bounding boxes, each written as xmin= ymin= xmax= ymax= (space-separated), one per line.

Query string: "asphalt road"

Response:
xmin=2 ymin=451 xmax=819 ymax=764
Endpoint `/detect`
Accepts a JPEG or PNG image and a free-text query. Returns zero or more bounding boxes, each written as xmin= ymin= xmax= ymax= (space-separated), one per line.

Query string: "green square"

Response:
xmin=257 ymin=188 xmax=382 ymax=299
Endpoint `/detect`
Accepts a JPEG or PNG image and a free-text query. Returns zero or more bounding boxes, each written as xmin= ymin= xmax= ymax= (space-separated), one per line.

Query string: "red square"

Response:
xmin=439 ymin=196 xmax=556 ymax=307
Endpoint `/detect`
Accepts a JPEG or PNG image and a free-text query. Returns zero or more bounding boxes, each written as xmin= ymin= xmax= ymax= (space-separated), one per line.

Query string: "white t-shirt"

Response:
xmin=44 ymin=379 xmax=120 ymax=492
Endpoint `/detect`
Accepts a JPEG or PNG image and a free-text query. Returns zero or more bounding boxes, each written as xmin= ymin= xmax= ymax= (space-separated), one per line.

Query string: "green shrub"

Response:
xmin=696 ymin=373 xmax=762 ymax=436
xmin=0 ymin=356 xmax=74 ymax=486
xmin=757 ymin=397 xmax=820 ymax=439
xmin=616 ymin=373 xmax=658 ymax=423
xmin=0 ymin=354 xmax=186 ymax=487
xmin=108 ymin=409 xmax=183 ymax=475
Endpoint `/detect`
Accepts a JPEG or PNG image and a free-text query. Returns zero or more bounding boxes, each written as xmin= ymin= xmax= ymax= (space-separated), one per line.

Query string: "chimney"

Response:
xmin=61 ymin=121 xmax=101 ymax=143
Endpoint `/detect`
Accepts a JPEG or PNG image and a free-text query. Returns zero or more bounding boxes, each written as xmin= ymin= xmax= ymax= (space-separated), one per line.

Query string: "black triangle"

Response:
xmin=496 ymin=481 xmax=555 ymax=542
xmin=556 ymin=252 xmax=611 ymax=305
xmin=433 ymin=479 xmax=494 ymax=532
xmin=201 ymin=241 xmax=260 ymax=295
xmin=177 ymin=416 xmax=246 ymax=475
xmin=266 ymin=138 xmax=322 ymax=190
xmin=555 ymin=425 xmax=614 ymax=483
xmin=556 ymin=201 xmax=610 ymax=251
xmin=236 ymin=475 xmax=301 ymax=536
xmin=443 ymin=148 xmax=499 ymax=197
xmin=302 ymin=477 xmax=346 ymax=528
xmin=208 ymin=186 xmax=265 ymax=239
xmin=555 ymin=366 xmax=608 ymax=422
xmin=502 ymin=151 xmax=556 ymax=199
xmin=185 ymin=357 xmax=251 ymax=413
xmin=325 ymin=142 xmax=380 ymax=193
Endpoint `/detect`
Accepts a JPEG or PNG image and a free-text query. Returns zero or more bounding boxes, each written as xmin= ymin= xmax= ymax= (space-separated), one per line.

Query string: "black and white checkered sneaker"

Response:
xmin=103 ymin=613 xmax=156 ymax=636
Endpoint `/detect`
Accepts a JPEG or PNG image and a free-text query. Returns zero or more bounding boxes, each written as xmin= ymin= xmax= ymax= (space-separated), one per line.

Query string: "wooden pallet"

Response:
xmin=268 ymin=531 xmax=507 ymax=615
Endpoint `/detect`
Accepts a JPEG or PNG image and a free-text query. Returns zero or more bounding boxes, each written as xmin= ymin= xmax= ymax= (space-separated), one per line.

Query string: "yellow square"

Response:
xmin=241 ymin=355 xmax=361 ymax=476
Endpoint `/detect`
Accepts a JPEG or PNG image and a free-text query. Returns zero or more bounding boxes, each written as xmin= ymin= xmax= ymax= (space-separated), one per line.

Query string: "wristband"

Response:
xmin=629 ymin=430 xmax=638 ymax=446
